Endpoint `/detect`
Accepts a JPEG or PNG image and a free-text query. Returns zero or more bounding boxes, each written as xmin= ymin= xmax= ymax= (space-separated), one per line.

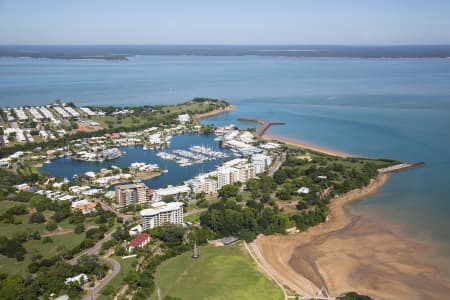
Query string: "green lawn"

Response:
xmin=154 ymin=243 xmax=283 ymax=300
xmin=184 ymin=213 xmax=201 ymax=224
xmin=98 ymin=255 xmax=138 ymax=300
xmin=0 ymin=232 xmax=86 ymax=276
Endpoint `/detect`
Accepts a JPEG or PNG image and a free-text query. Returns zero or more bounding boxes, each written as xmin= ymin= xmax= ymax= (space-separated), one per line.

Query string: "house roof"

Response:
xmin=129 ymin=233 xmax=151 ymax=248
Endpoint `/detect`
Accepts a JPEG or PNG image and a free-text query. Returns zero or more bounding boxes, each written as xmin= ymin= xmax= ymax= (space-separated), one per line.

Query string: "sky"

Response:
xmin=1 ymin=0 xmax=450 ymax=45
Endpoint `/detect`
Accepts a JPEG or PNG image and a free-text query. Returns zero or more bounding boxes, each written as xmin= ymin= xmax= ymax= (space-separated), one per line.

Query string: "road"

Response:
xmin=68 ymin=223 xmax=122 ymax=299
xmin=68 ymin=231 xmax=114 ymax=265
xmin=82 ymin=256 xmax=120 ymax=300
xmin=268 ymin=153 xmax=286 ymax=177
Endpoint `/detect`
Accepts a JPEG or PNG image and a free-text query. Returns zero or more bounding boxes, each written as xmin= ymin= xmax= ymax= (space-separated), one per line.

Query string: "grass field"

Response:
xmin=0 ymin=232 xmax=85 ymax=276
xmin=154 ymin=243 xmax=284 ymax=300
xmin=98 ymin=255 xmax=138 ymax=300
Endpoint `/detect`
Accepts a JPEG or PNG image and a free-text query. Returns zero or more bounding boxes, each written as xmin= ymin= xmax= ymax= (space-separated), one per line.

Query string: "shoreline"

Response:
xmin=253 ymin=173 xmax=450 ymax=299
xmin=194 ymin=103 xmax=350 ymax=158
xmin=263 ymin=133 xmax=351 ymax=158
xmin=192 ymin=105 xmax=236 ymax=125
xmin=250 ymin=174 xmax=390 ymax=297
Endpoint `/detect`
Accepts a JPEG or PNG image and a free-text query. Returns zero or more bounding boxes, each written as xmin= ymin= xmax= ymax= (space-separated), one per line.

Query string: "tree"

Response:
xmin=29 ymin=212 xmax=46 ymax=224
xmin=0 ymin=275 xmax=26 ymax=299
xmin=74 ymin=224 xmax=85 ymax=234
xmin=0 ymin=236 xmax=26 ymax=261
xmin=340 ymin=292 xmax=374 ymax=300
xmin=218 ymin=184 xmax=239 ymax=199
xmin=46 ymin=221 xmax=57 ymax=231
xmin=150 ymin=225 xmax=184 ymax=247
xmin=115 ymin=246 xmax=126 ymax=257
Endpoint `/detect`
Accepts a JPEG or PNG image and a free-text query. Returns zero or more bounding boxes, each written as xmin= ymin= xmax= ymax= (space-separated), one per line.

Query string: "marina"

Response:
xmin=39 ymin=133 xmax=233 ymax=189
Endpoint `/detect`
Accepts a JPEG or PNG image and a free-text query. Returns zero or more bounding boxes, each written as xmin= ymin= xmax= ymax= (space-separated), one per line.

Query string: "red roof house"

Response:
xmin=128 ymin=233 xmax=151 ymax=253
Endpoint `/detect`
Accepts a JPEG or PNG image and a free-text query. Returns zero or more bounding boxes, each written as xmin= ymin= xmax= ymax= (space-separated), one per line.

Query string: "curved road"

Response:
xmin=69 ymin=230 xmax=120 ymax=299
xmin=82 ymin=256 xmax=120 ymax=300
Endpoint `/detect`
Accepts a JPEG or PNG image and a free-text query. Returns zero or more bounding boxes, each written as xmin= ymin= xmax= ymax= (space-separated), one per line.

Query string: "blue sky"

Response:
xmin=1 ymin=0 xmax=450 ymax=45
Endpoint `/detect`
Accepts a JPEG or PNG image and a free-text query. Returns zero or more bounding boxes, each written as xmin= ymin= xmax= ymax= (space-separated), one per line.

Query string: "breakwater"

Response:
xmin=378 ymin=162 xmax=425 ymax=174
xmin=237 ymin=117 xmax=285 ymax=138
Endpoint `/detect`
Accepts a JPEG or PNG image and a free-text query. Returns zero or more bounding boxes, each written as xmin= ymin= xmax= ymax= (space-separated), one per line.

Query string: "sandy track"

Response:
xmin=253 ymin=174 xmax=450 ymax=299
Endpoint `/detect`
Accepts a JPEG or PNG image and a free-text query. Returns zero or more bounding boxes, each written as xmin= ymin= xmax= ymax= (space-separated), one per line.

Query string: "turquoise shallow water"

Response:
xmin=1 ymin=55 xmax=450 ymax=266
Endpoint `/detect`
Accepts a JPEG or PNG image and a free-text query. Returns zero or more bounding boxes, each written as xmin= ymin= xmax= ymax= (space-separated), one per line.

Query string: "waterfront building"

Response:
xmin=115 ymin=182 xmax=151 ymax=207
xmin=153 ymin=185 xmax=191 ymax=202
xmin=187 ymin=175 xmax=218 ymax=196
xmin=217 ymin=167 xmax=240 ymax=188
xmin=251 ymin=154 xmax=273 ymax=174
xmin=238 ymin=163 xmax=256 ymax=182
xmin=140 ymin=201 xmax=184 ymax=230
xmin=178 ymin=114 xmax=190 ymax=124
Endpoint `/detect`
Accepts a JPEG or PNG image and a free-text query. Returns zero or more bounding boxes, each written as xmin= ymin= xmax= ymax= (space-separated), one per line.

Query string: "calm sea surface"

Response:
xmin=39 ymin=133 xmax=231 ymax=190
xmin=1 ymin=55 xmax=450 ymax=267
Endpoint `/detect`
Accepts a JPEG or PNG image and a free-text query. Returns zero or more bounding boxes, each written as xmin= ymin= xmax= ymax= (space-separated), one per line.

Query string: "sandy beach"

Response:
xmin=253 ymin=174 xmax=450 ymax=299
xmin=193 ymin=105 xmax=236 ymax=124
xmin=263 ymin=133 xmax=351 ymax=158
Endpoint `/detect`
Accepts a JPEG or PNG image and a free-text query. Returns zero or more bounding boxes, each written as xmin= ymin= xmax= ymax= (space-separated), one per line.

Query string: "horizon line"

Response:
xmin=1 ymin=43 xmax=450 ymax=47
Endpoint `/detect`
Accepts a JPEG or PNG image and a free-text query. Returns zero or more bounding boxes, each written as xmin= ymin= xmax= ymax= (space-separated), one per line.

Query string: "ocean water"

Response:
xmin=1 ymin=55 xmax=450 ymax=267
xmin=39 ymin=133 xmax=231 ymax=189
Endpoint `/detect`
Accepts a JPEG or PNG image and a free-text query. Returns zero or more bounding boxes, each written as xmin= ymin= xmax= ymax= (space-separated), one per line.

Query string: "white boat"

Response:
xmin=45 ymin=159 xmax=51 ymax=164
xmin=143 ymin=145 xmax=148 ymax=150
xmin=162 ymin=169 xmax=169 ymax=173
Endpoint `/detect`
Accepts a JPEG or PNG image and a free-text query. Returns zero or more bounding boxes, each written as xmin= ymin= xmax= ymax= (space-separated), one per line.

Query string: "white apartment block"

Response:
xmin=141 ymin=201 xmax=184 ymax=230
xmin=217 ymin=167 xmax=240 ymax=189
xmin=252 ymin=154 xmax=272 ymax=174
xmin=152 ymin=185 xmax=191 ymax=202
xmin=188 ymin=175 xmax=218 ymax=196
xmin=239 ymin=163 xmax=256 ymax=182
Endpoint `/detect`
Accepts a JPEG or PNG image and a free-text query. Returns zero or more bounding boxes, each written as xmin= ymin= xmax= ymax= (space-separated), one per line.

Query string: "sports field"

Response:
xmin=154 ymin=243 xmax=284 ymax=300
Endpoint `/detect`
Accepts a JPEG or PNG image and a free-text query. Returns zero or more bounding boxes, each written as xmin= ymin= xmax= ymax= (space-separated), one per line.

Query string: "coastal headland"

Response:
xmin=192 ymin=105 xmax=236 ymax=125
xmin=197 ymin=106 xmax=450 ymax=299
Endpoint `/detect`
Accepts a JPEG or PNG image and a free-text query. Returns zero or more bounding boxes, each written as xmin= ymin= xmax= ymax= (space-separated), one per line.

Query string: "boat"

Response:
xmin=143 ymin=145 xmax=148 ymax=150
xmin=45 ymin=159 xmax=51 ymax=164
xmin=162 ymin=169 xmax=169 ymax=173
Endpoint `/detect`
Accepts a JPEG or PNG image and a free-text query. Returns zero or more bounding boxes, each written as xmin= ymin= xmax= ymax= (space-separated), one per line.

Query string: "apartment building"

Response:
xmin=140 ymin=201 xmax=184 ymax=230
xmin=115 ymin=182 xmax=151 ymax=207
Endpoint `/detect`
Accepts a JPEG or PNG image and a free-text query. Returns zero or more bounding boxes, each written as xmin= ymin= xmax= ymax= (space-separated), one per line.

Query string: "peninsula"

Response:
xmin=0 ymin=99 xmax=433 ymax=300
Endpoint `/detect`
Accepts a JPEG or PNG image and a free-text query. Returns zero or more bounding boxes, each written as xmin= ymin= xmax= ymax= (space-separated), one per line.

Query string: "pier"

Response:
xmin=237 ymin=117 xmax=285 ymax=138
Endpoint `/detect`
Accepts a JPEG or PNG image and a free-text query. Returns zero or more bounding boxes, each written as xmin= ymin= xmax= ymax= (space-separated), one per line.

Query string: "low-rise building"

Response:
xmin=178 ymin=114 xmax=190 ymax=124
xmin=298 ymin=187 xmax=310 ymax=194
xmin=71 ymin=199 xmax=97 ymax=214
xmin=141 ymin=201 xmax=184 ymax=230
xmin=65 ymin=273 xmax=88 ymax=285
xmin=128 ymin=232 xmax=151 ymax=253
xmin=152 ymin=185 xmax=190 ymax=202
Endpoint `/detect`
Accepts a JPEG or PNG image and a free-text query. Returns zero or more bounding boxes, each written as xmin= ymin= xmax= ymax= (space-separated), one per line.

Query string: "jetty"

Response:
xmin=237 ymin=118 xmax=285 ymax=138
xmin=378 ymin=162 xmax=425 ymax=174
